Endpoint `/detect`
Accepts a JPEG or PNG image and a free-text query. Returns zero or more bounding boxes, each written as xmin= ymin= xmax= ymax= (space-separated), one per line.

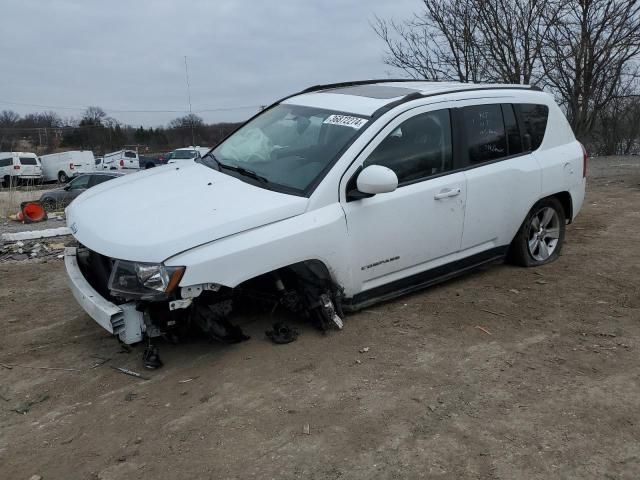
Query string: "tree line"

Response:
xmin=374 ymin=0 xmax=640 ymax=155
xmin=0 ymin=106 xmax=242 ymax=154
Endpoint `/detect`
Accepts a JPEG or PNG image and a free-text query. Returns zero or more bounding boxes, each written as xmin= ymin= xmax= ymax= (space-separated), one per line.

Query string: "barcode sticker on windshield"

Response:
xmin=323 ymin=115 xmax=368 ymax=130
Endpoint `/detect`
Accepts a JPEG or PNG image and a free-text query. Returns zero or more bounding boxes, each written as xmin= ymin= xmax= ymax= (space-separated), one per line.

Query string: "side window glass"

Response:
xmin=92 ymin=175 xmax=112 ymax=186
xmin=0 ymin=158 xmax=12 ymax=167
xmin=518 ymin=104 xmax=549 ymax=150
xmin=462 ymin=104 xmax=507 ymax=163
xmin=124 ymin=151 xmax=137 ymax=158
xmin=502 ymin=104 xmax=523 ymax=155
xmin=364 ymin=109 xmax=452 ymax=184
xmin=69 ymin=175 xmax=90 ymax=189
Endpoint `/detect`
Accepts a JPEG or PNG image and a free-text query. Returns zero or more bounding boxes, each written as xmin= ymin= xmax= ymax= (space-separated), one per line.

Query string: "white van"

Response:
xmin=65 ymin=80 xmax=586 ymax=366
xmin=40 ymin=150 xmax=96 ymax=183
xmin=100 ymin=150 xmax=140 ymax=171
xmin=0 ymin=152 xmax=43 ymax=187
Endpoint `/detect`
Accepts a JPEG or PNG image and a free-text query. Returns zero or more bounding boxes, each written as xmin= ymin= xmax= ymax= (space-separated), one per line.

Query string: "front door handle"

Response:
xmin=434 ymin=187 xmax=461 ymax=200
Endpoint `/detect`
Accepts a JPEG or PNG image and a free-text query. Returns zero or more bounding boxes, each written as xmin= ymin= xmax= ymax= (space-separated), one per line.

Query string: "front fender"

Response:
xmin=165 ymin=204 xmax=352 ymax=293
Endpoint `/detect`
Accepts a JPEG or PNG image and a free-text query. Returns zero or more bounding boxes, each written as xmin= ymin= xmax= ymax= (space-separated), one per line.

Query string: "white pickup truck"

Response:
xmin=98 ymin=149 xmax=140 ymax=171
xmin=64 ymin=80 xmax=586 ymax=368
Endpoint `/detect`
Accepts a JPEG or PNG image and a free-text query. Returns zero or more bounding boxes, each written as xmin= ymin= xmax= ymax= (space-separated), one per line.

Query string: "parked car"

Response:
xmin=64 ymin=80 xmax=586 ymax=367
xmin=39 ymin=172 xmax=123 ymax=210
xmin=0 ymin=152 xmax=43 ymax=187
xmin=40 ymin=150 xmax=95 ymax=183
xmin=165 ymin=147 xmax=202 ymax=164
xmin=139 ymin=154 xmax=167 ymax=169
xmin=99 ymin=150 xmax=140 ymax=170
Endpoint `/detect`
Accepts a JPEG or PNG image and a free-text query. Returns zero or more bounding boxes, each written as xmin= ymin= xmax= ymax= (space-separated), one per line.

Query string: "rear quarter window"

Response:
xmin=517 ymin=104 xmax=549 ymax=150
xmin=19 ymin=157 xmax=38 ymax=165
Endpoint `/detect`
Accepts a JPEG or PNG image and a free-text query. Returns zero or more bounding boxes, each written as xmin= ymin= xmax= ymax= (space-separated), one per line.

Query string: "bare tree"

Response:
xmin=0 ymin=110 xmax=20 ymax=126
xmin=374 ymin=0 xmax=640 ymax=142
xmin=81 ymin=106 xmax=107 ymax=126
xmin=374 ymin=0 xmax=561 ymax=84
xmin=541 ymin=0 xmax=640 ymax=139
xmin=373 ymin=0 xmax=484 ymax=82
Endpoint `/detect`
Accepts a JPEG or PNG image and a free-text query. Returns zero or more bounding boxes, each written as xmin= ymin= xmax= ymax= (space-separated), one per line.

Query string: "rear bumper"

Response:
xmin=64 ymin=247 xmax=144 ymax=344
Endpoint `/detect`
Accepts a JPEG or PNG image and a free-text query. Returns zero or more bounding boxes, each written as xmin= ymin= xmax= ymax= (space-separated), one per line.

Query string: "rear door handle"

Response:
xmin=434 ymin=187 xmax=461 ymax=200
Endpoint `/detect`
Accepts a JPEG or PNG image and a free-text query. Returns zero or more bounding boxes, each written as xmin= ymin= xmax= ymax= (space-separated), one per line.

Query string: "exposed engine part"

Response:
xmin=142 ymin=343 xmax=163 ymax=369
xmin=169 ymin=298 xmax=193 ymax=311
xmin=319 ymin=294 xmax=344 ymax=329
xmin=192 ymin=301 xmax=250 ymax=344
xmin=181 ymin=283 xmax=221 ymax=299
xmin=266 ymin=322 xmax=299 ymax=344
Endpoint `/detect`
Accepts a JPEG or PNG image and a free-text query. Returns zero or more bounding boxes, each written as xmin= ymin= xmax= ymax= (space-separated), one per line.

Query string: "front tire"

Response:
xmin=509 ymin=197 xmax=566 ymax=267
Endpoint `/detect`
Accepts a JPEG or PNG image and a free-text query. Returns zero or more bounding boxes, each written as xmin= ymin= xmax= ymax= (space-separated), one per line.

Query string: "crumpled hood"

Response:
xmin=66 ymin=162 xmax=308 ymax=262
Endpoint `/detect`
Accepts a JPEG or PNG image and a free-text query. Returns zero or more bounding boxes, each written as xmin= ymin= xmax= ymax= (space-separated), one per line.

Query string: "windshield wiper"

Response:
xmin=218 ymin=163 xmax=270 ymax=186
xmin=200 ymin=152 xmax=222 ymax=171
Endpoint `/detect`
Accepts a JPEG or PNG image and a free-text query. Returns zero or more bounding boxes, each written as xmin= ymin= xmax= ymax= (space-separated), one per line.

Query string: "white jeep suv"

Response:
xmin=65 ymin=80 xmax=586 ymax=363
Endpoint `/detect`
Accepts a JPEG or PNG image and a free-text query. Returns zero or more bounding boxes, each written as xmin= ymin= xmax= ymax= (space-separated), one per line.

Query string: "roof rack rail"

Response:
xmin=371 ymin=84 xmax=543 ymax=118
xmin=301 ymin=79 xmax=418 ymax=94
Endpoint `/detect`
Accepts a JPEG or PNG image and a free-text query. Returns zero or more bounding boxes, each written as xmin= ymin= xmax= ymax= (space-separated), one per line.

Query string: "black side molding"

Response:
xmin=343 ymin=245 xmax=509 ymax=312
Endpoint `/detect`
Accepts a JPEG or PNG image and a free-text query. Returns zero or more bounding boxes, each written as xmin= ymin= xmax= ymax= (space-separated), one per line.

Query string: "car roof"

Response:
xmin=76 ymin=171 xmax=125 ymax=177
xmin=283 ymin=80 xmax=546 ymax=117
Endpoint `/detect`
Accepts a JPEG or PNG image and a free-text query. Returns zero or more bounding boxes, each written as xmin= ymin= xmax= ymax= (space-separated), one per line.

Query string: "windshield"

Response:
xmin=205 ymin=104 xmax=369 ymax=194
xmin=173 ymin=150 xmax=198 ymax=159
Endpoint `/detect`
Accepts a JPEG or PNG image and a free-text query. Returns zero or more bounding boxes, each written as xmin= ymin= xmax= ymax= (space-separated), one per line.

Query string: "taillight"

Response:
xmin=119 ymin=159 xmax=124 ymax=167
xmin=69 ymin=163 xmax=74 ymax=170
xmin=13 ymin=165 xmax=20 ymax=170
xmin=580 ymin=143 xmax=588 ymax=178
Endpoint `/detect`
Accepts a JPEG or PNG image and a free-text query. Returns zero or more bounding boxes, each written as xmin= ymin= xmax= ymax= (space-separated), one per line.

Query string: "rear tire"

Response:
xmin=509 ymin=197 xmax=566 ymax=267
xmin=58 ymin=171 xmax=68 ymax=183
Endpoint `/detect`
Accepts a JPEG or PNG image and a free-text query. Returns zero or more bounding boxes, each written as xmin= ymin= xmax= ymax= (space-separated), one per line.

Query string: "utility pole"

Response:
xmin=184 ymin=56 xmax=195 ymax=146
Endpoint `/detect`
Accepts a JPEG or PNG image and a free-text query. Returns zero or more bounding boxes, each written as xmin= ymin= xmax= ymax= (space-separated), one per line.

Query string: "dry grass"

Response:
xmin=0 ymin=184 xmax=52 ymax=218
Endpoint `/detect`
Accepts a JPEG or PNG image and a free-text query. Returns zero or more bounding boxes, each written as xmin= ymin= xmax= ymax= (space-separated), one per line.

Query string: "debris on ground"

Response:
xmin=1 ymin=227 xmax=71 ymax=242
xmin=359 ymin=347 xmax=370 ymax=353
xmin=266 ymin=322 xmax=299 ymax=344
xmin=12 ymin=393 xmax=49 ymax=414
xmin=0 ymin=236 xmax=73 ymax=262
xmin=303 ymin=423 xmax=310 ymax=435
xmin=111 ymin=366 xmax=150 ymax=380
xmin=475 ymin=325 xmax=493 ymax=335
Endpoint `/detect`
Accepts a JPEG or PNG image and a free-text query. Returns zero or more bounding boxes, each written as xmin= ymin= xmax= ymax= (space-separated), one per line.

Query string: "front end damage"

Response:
xmin=65 ymin=245 xmax=344 ymax=368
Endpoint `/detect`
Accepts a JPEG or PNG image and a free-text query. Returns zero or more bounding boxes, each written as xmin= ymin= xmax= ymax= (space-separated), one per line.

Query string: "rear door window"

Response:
xmin=124 ymin=151 xmax=137 ymax=158
xmin=91 ymin=175 xmax=116 ymax=186
xmin=19 ymin=157 xmax=38 ymax=165
xmin=461 ymin=105 xmax=507 ymax=164
xmin=517 ymin=104 xmax=549 ymax=150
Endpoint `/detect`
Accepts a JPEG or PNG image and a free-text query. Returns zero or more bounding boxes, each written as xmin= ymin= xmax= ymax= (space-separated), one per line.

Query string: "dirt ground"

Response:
xmin=1 ymin=157 xmax=639 ymax=480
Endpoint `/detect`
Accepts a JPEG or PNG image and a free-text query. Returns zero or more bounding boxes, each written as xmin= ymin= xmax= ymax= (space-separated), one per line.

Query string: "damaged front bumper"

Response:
xmin=64 ymin=247 xmax=144 ymax=344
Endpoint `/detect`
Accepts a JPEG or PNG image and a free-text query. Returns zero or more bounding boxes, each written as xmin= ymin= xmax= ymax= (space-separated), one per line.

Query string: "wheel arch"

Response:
xmin=548 ymin=191 xmax=573 ymax=224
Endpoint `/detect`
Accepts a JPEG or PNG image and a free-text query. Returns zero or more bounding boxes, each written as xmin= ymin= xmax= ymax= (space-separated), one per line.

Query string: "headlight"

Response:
xmin=108 ymin=260 xmax=185 ymax=299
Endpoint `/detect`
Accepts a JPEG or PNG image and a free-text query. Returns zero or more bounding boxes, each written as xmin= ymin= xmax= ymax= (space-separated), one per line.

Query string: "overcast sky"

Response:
xmin=0 ymin=0 xmax=419 ymax=127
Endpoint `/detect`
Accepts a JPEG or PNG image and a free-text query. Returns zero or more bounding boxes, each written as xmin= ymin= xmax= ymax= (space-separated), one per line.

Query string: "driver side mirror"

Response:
xmin=356 ymin=165 xmax=398 ymax=195
xmin=347 ymin=165 xmax=399 ymax=201
xmin=63 ymin=184 xmax=71 ymax=191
